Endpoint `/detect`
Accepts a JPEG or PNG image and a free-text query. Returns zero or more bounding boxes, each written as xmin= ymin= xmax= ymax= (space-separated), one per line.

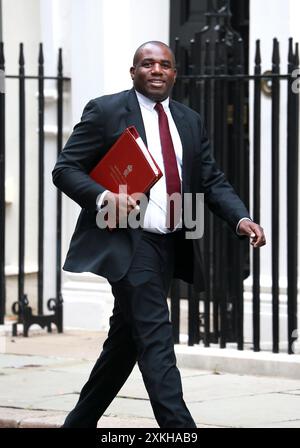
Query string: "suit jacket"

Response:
xmin=52 ymin=88 xmax=250 ymax=284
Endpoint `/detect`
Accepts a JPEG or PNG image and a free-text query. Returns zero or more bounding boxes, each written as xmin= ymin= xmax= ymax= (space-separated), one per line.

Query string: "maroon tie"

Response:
xmin=155 ymin=102 xmax=181 ymax=230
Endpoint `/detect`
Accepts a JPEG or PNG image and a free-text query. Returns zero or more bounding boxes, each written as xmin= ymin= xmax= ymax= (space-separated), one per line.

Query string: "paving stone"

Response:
xmin=255 ymin=420 xmax=300 ymax=428
xmin=98 ymin=415 xmax=158 ymax=428
xmin=178 ymin=372 xmax=300 ymax=403
xmin=20 ymin=413 xmax=66 ymax=428
xmin=1 ymin=329 xmax=300 ymax=428
xmin=0 ymin=408 xmax=57 ymax=428
xmin=188 ymin=392 xmax=300 ymax=428
xmin=0 ymin=354 xmax=69 ymax=369
xmin=104 ymin=396 xmax=155 ymax=421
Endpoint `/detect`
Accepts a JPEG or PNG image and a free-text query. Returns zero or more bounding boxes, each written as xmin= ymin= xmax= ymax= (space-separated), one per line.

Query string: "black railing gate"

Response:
xmin=170 ymin=2 xmax=299 ymax=354
xmin=0 ymin=42 xmax=70 ymax=336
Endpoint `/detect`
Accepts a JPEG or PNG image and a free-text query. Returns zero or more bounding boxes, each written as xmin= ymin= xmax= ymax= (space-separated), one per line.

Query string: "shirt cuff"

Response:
xmin=236 ymin=217 xmax=252 ymax=235
xmin=96 ymin=190 xmax=110 ymax=211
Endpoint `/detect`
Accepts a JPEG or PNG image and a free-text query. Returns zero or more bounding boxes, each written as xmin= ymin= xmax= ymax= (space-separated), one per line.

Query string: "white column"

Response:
xmin=40 ymin=0 xmax=73 ymax=314
xmin=101 ymin=0 xmax=170 ymax=94
xmin=57 ymin=0 xmax=111 ymax=330
xmin=2 ymin=0 xmax=41 ymax=319
xmin=3 ymin=0 xmax=41 ymax=274
xmin=56 ymin=0 xmax=171 ymax=330
xmin=39 ymin=0 xmax=112 ymax=330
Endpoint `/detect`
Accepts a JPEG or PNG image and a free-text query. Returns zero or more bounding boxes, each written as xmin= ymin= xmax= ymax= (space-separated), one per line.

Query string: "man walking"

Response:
xmin=52 ymin=41 xmax=266 ymax=428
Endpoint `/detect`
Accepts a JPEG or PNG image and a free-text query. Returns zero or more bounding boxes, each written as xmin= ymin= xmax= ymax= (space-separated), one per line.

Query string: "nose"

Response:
xmin=151 ymin=62 xmax=163 ymax=74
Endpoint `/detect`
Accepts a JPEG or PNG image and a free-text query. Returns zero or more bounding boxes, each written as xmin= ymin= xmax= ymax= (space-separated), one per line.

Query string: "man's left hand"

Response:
xmin=238 ymin=220 xmax=266 ymax=248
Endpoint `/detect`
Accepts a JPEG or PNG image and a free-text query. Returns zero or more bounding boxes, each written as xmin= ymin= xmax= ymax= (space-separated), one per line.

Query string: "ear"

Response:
xmin=130 ymin=66 xmax=135 ymax=80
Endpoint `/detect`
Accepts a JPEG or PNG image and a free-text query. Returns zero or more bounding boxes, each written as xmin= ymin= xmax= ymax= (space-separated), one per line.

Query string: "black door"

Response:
xmin=169 ymin=0 xmax=251 ymax=345
xmin=170 ymin=0 xmax=249 ymax=72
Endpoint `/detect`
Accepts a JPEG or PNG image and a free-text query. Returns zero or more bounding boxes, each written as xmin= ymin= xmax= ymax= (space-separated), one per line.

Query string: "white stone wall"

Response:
xmin=53 ymin=0 xmax=171 ymax=329
xmin=3 ymin=0 xmax=41 ymax=275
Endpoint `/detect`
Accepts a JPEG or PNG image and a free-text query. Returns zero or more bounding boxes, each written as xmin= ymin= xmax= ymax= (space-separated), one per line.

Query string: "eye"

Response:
xmin=142 ymin=61 xmax=153 ymax=68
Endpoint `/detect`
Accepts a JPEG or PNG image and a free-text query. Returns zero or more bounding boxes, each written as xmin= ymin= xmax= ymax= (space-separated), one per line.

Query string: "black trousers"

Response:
xmin=63 ymin=231 xmax=196 ymax=428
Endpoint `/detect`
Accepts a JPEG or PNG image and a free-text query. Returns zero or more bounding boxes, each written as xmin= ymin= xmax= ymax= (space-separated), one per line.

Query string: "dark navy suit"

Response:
xmin=52 ymin=88 xmax=250 ymax=427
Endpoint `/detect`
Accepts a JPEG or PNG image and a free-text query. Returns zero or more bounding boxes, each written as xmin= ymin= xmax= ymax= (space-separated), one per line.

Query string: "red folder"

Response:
xmin=89 ymin=126 xmax=163 ymax=196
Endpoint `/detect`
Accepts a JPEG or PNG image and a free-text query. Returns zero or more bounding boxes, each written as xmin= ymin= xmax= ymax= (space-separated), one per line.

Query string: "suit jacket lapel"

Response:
xmin=125 ymin=88 xmax=148 ymax=146
xmin=169 ymin=100 xmax=194 ymax=192
xmin=124 ymin=91 xmax=193 ymax=192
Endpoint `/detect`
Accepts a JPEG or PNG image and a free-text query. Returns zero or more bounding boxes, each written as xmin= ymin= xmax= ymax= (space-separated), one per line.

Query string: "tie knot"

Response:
xmin=154 ymin=102 xmax=164 ymax=114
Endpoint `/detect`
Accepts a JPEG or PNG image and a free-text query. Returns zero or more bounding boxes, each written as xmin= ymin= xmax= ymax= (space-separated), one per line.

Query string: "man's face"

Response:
xmin=130 ymin=44 xmax=177 ymax=102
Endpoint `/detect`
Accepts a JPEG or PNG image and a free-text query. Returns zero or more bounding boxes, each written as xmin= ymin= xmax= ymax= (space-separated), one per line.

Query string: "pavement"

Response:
xmin=0 ymin=326 xmax=300 ymax=429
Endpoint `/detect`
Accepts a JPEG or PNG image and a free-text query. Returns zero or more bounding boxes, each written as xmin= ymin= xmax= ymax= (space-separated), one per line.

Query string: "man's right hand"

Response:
xmin=105 ymin=191 xmax=139 ymax=230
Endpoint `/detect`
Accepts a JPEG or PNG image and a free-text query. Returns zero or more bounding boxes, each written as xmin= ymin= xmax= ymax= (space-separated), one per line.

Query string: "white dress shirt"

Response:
xmin=135 ymin=90 xmax=183 ymax=233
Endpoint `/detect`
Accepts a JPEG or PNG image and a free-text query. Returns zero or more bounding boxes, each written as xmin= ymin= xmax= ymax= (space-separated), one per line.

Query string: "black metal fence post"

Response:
xmin=12 ymin=43 xmax=29 ymax=336
xmin=212 ymin=40 xmax=222 ymax=345
xmin=271 ymin=38 xmax=280 ymax=354
xmin=232 ymin=38 xmax=246 ymax=351
xmin=18 ymin=42 xmax=26 ymax=310
xmin=38 ymin=43 xmax=44 ymax=316
xmin=287 ymin=39 xmax=299 ymax=354
xmin=52 ymin=48 xmax=64 ymax=332
xmin=0 ymin=41 xmax=5 ymax=324
xmin=220 ymin=39 xmax=230 ymax=349
xmin=214 ymin=39 xmax=230 ymax=349
xmin=203 ymin=39 xmax=213 ymax=347
xmin=252 ymin=40 xmax=261 ymax=352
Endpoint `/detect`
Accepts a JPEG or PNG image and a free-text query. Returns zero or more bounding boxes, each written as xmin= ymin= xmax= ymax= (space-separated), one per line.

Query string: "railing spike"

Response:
xmin=38 ymin=43 xmax=44 ymax=65
xmin=288 ymin=37 xmax=293 ymax=65
xmin=58 ymin=48 xmax=63 ymax=75
xmin=19 ymin=42 xmax=24 ymax=66
xmin=272 ymin=38 xmax=280 ymax=65
xmin=295 ymin=43 xmax=299 ymax=67
xmin=255 ymin=40 xmax=261 ymax=66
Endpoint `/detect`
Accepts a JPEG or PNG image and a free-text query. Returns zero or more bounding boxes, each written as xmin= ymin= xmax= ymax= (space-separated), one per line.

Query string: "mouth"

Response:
xmin=148 ymin=79 xmax=166 ymax=88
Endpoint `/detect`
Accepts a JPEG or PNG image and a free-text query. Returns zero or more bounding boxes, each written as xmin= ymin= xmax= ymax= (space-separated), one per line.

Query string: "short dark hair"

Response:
xmin=132 ymin=41 xmax=176 ymax=66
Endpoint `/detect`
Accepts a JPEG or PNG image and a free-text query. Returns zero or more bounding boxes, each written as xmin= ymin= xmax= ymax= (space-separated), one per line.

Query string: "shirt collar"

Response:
xmin=135 ymin=89 xmax=170 ymax=112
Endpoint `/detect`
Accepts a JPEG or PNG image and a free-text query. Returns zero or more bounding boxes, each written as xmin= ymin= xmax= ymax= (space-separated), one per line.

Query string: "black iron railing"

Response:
xmin=0 ymin=42 xmax=70 ymax=336
xmin=171 ymin=31 xmax=299 ymax=354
